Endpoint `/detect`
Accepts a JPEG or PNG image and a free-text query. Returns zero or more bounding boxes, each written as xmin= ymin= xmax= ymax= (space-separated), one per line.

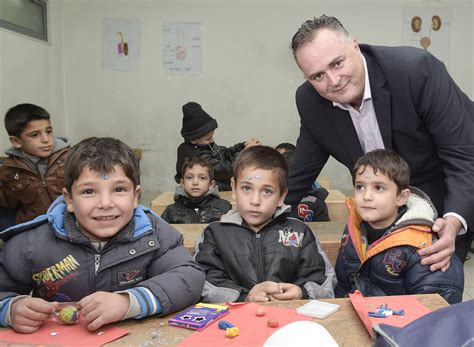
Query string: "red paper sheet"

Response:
xmin=0 ymin=316 xmax=128 ymax=346
xmin=349 ymin=290 xmax=432 ymax=336
xmin=178 ymin=302 xmax=312 ymax=346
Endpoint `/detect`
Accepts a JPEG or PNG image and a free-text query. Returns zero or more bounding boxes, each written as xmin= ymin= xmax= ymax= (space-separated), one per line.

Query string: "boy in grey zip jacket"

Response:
xmin=0 ymin=137 xmax=204 ymax=333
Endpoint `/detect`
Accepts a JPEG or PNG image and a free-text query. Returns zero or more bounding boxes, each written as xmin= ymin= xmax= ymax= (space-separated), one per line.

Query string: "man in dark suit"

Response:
xmin=287 ymin=15 xmax=473 ymax=270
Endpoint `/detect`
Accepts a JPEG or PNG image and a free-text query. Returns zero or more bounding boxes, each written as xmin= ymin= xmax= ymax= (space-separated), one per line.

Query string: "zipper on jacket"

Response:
xmin=35 ymin=161 xmax=54 ymax=202
xmin=253 ymin=233 xmax=264 ymax=282
xmin=94 ymin=254 xmax=101 ymax=275
xmin=208 ymin=144 xmax=223 ymax=160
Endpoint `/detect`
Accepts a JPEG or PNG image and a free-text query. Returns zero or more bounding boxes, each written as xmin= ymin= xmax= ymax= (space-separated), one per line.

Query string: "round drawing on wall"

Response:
xmin=432 ymin=15 xmax=442 ymax=31
xmin=411 ymin=16 xmax=422 ymax=33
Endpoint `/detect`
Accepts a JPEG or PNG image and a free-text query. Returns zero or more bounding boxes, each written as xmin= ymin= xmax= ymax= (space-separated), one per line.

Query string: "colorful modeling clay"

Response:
xmin=255 ymin=307 xmax=266 ymax=316
xmin=368 ymin=304 xmax=405 ymax=318
xmin=225 ymin=327 xmax=240 ymax=338
xmin=218 ymin=320 xmax=234 ymax=330
xmin=58 ymin=306 xmax=80 ymax=324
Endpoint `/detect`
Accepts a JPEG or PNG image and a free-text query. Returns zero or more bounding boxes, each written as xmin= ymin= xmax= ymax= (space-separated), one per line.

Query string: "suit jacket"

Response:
xmin=286 ymin=44 xmax=474 ymax=233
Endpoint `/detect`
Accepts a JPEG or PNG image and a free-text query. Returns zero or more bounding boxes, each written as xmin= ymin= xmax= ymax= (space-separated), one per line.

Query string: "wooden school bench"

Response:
xmin=107 ymin=294 xmax=448 ymax=346
xmin=317 ymin=175 xmax=331 ymax=190
xmin=151 ymin=189 xmax=349 ymax=222
xmin=170 ymin=221 xmax=345 ymax=266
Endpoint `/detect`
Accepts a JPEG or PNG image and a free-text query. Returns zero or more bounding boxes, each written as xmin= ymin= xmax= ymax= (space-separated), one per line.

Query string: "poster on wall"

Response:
xmin=402 ymin=7 xmax=451 ymax=67
xmin=102 ymin=18 xmax=140 ymax=71
xmin=162 ymin=22 xmax=201 ymax=75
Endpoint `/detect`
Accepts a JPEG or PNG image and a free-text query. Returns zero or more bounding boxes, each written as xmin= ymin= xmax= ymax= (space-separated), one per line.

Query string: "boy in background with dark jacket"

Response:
xmin=279 ymin=147 xmax=330 ymax=222
xmin=195 ymin=146 xmax=335 ymax=303
xmin=0 ymin=137 xmax=204 ymax=333
xmin=175 ymin=101 xmax=260 ymax=191
xmin=0 ymin=103 xmax=69 ymax=224
xmin=162 ymin=157 xmax=232 ymax=223
xmin=335 ymin=149 xmax=463 ymax=304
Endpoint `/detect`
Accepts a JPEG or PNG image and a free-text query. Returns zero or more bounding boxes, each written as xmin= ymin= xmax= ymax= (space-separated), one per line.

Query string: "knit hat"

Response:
xmin=181 ymin=102 xmax=218 ymax=140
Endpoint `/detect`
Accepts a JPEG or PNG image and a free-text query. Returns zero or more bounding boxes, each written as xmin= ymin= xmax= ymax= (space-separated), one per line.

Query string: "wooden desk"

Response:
xmin=107 ymin=294 xmax=448 ymax=347
xmin=318 ymin=175 xmax=331 ymax=190
xmin=172 ymin=221 xmax=344 ymax=266
xmin=152 ymin=189 xmax=349 ymax=222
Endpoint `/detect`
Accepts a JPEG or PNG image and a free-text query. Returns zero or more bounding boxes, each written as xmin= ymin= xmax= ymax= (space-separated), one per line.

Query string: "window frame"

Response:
xmin=0 ymin=0 xmax=48 ymax=42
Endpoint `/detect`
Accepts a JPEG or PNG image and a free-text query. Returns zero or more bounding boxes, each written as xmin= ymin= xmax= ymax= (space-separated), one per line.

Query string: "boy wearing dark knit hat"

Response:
xmin=175 ymin=102 xmax=260 ymax=191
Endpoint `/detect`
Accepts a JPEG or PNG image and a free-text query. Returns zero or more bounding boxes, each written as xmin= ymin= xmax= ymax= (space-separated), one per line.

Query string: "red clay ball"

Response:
xmin=267 ymin=318 xmax=279 ymax=328
xmin=255 ymin=307 xmax=266 ymax=316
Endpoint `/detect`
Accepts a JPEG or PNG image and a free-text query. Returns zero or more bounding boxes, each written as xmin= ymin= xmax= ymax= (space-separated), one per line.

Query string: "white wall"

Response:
xmin=1 ymin=0 xmax=472 ymax=194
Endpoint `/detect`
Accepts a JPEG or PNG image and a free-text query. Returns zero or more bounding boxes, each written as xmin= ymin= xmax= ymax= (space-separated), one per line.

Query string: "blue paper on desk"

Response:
xmin=168 ymin=303 xmax=229 ymax=331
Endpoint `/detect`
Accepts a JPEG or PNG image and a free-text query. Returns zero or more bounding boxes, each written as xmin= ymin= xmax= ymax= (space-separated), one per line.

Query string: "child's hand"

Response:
xmin=247 ymin=281 xmax=282 ymax=302
xmin=270 ymin=283 xmax=302 ymax=301
xmin=79 ymin=291 xmax=130 ymax=331
xmin=11 ymin=297 xmax=57 ymax=333
xmin=245 ymin=138 xmax=261 ymax=147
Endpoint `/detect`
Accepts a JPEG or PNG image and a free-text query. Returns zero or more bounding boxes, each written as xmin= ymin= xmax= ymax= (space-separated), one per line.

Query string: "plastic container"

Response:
xmin=296 ymin=300 xmax=340 ymax=319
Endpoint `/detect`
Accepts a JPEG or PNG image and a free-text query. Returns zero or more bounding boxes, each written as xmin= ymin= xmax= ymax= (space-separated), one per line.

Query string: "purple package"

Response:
xmin=168 ymin=303 xmax=229 ymax=331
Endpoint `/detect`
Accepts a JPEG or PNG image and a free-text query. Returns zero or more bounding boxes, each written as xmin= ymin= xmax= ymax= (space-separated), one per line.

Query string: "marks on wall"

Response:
xmin=402 ymin=7 xmax=451 ymax=67
xmin=163 ymin=22 xmax=201 ymax=75
xmin=102 ymin=18 xmax=140 ymax=71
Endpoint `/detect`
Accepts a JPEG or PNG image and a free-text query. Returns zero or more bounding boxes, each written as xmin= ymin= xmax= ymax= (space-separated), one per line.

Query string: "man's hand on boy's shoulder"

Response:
xmin=11 ymin=297 xmax=57 ymax=333
xmin=246 ymin=281 xmax=282 ymax=302
xmin=269 ymin=283 xmax=302 ymax=301
xmin=418 ymin=217 xmax=458 ymax=272
xmin=79 ymin=291 xmax=130 ymax=331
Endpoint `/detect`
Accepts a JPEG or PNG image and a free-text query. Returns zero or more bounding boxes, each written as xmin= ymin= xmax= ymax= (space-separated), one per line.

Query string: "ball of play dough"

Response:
xmin=255 ymin=307 xmax=266 ymax=316
xmin=267 ymin=318 xmax=279 ymax=328
xmin=226 ymin=327 xmax=240 ymax=338
xmin=59 ymin=306 xmax=79 ymax=324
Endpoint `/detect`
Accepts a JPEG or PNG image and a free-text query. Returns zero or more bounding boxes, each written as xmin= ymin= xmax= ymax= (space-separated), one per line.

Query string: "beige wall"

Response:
xmin=1 ymin=0 xmax=472 ymax=193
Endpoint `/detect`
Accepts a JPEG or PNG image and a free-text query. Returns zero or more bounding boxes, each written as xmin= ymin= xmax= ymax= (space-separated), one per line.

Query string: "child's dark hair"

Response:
xmin=181 ymin=157 xmax=215 ymax=180
xmin=233 ymin=146 xmax=288 ymax=193
xmin=281 ymin=150 xmax=295 ymax=166
xmin=64 ymin=137 xmax=139 ymax=192
xmin=352 ymin=149 xmax=410 ymax=193
xmin=275 ymin=142 xmax=296 ymax=153
xmin=4 ymin=103 xmax=50 ymax=137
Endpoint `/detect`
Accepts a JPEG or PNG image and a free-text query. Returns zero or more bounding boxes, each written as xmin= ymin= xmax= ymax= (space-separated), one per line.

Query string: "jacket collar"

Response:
xmin=220 ymin=204 xmax=292 ymax=230
xmin=173 ymin=185 xmax=220 ymax=207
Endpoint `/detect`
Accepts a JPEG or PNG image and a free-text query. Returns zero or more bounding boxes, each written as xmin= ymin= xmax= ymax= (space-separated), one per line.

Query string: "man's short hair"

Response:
xmin=181 ymin=157 xmax=215 ymax=180
xmin=275 ymin=142 xmax=296 ymax=153
xmin=352 ymin=149 xmax=410 ymax=193
xmin=64 ymin=137 xmax=139 ymax=192
xmin=233 ymin=146 xmax=288 ymax=193
xmin=4 ymin=103 xmax=50 ymax=137
xmin=291 ymin=15 xmax=350 ymax=59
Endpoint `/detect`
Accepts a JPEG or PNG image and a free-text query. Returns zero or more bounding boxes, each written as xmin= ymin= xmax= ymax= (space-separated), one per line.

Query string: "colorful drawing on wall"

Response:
xmin=163 ymin=22 xmax=201 ymax=75
xmin=402 ymin=7 xmax=451 ymax=67
xmin=116 ymin=32 xmax=129 ymax=56
xmin=102 ymin=18 xmax=139 ymax=71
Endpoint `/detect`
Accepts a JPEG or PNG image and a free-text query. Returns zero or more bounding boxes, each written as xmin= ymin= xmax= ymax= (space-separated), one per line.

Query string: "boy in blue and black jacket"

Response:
xmin=0 ymin=137 xmax=204 ymax=333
